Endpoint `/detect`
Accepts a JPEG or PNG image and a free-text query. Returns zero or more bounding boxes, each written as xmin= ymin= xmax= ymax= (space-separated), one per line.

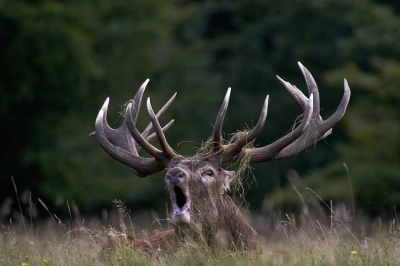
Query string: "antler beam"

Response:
xmin=215 ymin=62 xmax=350 ymax=163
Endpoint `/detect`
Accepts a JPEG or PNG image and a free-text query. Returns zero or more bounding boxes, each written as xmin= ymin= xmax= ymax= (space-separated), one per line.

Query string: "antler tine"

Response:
xmin=276 ymin=76 xmax=308 ymax=110
xmin=146 ymin=97 xmax=177 ymax=159
xmin=322 ymin=79 xmax=351 ymax=130
xmin=213 ymin=88 xmax=231 ymax=152
xmin=99 ymin=97 xmax=138 ymax=156
xmin=298 ymin=62 xmax=320 ymax=114
xmin=141 ymin=92 xmax=177 ymax=140
xmin=145 ymin=119 xmax=175 ymax=145
xmin=125 ymin=102 xmax=165 ymax=161
xmin=130 ymin=79 xmax=149 ymax=125
xmin=89 ymin=79 xmax=150 ymax=156
xmin=95 ymin=98 xmax=165 ymax=177
xmin=222 ymin=95 xmax=269 ymax=159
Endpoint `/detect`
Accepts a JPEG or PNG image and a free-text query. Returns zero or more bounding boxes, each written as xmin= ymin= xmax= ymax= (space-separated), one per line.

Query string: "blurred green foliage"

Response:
xmin=1 ymin=0 xmax=399 ymax=216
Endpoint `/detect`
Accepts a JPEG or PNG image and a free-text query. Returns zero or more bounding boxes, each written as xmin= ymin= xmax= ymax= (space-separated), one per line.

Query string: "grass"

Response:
xmin=1 ymin=220 xmax=399 ymax=266
xmin=1 ymin=179 xmax=399 ymax=265
xmin=1 ymin=204 xmax=399 ymax=265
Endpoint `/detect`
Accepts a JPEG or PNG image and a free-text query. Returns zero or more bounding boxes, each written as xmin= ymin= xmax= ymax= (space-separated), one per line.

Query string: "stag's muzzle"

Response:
xmin=165 ymin=167 xmax=191 ymax=224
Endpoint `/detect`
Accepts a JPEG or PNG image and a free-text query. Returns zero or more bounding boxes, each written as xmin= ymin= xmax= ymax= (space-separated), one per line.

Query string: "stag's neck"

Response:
xmin=172 ymin=194 xmax=259 ymax=249
xmin=214 ymin=194 xmax=259 ymax=249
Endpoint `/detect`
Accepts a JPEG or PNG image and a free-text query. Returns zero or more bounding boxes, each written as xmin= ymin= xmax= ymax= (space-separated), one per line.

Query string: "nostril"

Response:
xmin=166 ymin=168 xmax=186 ymax=186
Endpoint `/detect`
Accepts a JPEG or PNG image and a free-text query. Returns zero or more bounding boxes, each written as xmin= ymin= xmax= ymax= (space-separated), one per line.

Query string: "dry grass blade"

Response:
xmin=11 ymin=176 xmax=28 ymax=241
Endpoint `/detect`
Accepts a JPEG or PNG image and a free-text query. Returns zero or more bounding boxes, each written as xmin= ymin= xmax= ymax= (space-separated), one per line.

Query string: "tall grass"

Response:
xmin=0 ymin=185 xmax=399 ymax=265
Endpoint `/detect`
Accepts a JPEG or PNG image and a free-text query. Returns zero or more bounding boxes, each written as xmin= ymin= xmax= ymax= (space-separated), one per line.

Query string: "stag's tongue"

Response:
xmin=174 ymin=202 xmax=189 ymax=214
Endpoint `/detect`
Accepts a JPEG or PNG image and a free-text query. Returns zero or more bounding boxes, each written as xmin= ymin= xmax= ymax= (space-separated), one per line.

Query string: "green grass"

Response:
xmin=1 ymin=207 xmax=399 ymax=266
xmin=2 ymin=178 xmax=399 ymax=265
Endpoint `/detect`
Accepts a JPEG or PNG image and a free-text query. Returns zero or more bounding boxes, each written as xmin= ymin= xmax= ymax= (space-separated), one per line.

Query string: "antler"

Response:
xmin=94 ymin=80 xmax=178 ymax=177
xmin=213 ymin=62 xmax=351 ymax=163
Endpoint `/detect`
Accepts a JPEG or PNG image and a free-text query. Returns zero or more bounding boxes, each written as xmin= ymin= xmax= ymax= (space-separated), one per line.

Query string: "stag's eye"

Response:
xmin=205 ymin=170 xmax=213 ymax=176
xmin=201 ymin=170 xmax=215 ymax=184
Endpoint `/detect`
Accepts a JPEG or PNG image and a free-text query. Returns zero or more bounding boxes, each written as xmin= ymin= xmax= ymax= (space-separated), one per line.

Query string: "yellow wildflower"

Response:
xmin=351 ymin=250 xmax=358 ymax=255
xmin=21 ymin=263 xmax=29 ymax=266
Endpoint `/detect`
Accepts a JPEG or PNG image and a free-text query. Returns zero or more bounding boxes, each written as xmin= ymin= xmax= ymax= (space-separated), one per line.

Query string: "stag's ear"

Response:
xmin=222 ymin=170 xmax=235 ymax=192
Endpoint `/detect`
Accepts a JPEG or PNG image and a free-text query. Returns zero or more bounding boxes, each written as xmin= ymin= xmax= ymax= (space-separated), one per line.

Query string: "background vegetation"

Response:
xmin=1 ymin=0 xmax=399 ymax=219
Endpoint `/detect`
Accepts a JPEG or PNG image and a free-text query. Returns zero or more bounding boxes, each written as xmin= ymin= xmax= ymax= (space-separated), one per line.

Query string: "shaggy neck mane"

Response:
xmin=215 ymin=194 xmax=258 ymax=249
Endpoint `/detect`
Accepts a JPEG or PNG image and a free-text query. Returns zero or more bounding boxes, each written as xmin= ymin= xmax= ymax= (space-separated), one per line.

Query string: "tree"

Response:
xmin=2 ymin=0 xmax=399 ymax=216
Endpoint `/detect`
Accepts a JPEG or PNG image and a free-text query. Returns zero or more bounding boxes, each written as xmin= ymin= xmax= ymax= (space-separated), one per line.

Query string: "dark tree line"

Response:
xmin=1 ymin=0 xmax=399 ymax=217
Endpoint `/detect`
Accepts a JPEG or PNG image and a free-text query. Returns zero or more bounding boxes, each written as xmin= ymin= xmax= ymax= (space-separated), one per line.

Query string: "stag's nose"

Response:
xmin=165 ymin=168 xmax=186 ymax=186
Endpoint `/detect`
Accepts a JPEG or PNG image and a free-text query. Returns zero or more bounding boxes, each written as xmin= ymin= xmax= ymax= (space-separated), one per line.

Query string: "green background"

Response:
xmin=1 ymin=0 xmax=399 ymax=218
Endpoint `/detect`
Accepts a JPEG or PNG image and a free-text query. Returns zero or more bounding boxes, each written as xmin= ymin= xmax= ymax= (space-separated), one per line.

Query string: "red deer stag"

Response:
xmin=93 ymin=62 xmax=350 ymax=251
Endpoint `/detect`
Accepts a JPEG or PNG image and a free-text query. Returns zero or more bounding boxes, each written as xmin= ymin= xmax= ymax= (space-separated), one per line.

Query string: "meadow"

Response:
xmin=1 ymin=187 xmax=399 ymax=266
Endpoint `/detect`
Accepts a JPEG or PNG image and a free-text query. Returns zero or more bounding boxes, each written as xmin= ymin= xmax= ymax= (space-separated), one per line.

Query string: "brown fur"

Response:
xmin=128 ymin=229 xmax=176 ymax=253
xmin=121 ymin=156 xmax=259 ymax=253
xmin=215 ymin=194 xmax=259 ymax=249
xmin=122 ymin=195 xmax=258 ymax=254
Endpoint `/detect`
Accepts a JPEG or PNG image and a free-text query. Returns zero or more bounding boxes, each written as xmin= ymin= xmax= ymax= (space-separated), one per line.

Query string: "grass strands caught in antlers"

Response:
xmin=117 ymin=99 xmax=134 ymax=123
xmin=228 ymin=129 xmax=257 ymax=199
xmin=193 ymin=128 xmax=256 ymax=199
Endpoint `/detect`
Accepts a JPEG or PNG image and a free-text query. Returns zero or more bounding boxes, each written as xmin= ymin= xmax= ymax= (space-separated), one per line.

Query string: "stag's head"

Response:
xmin=92 ymin=62 xmax=350 ymax=244
xmin=164 ymin=156 xmax=235 ymax=227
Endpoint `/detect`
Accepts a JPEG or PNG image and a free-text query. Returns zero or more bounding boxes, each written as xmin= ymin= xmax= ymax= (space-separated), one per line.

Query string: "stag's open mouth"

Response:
xmin=172 ymin=186 xmax=189 ymax=214
xmin=170 ymin=186 xmax=191 ymax=223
